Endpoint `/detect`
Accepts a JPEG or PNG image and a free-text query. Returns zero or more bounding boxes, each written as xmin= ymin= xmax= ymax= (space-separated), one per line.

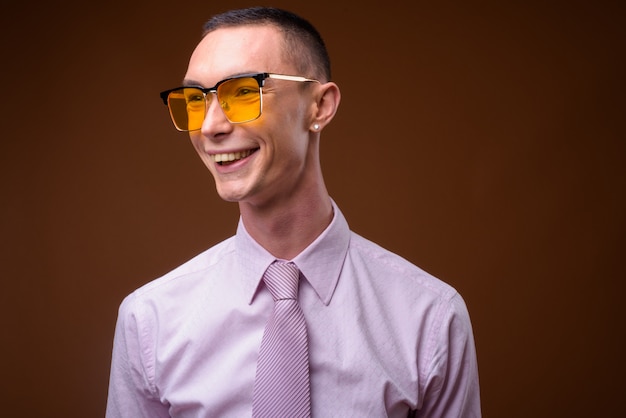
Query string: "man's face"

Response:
xmin=184 ymin=25 xmax=318 ymax=207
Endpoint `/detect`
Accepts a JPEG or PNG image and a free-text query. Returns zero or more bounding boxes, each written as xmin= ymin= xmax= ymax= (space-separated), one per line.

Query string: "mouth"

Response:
xmin=210 ymin=148 xmax=259 ymax=166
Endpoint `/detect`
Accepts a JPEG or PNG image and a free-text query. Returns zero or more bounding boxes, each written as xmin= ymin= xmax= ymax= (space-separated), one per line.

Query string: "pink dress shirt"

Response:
xmin=106 ymin=201 xmax=481 ymax=417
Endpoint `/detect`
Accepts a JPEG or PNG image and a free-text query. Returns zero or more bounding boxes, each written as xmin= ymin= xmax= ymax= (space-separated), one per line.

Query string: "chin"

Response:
xmin=215 ymin=184 xmax=248 ymax=203
xmin=215 ymin=190 xmax=242 ymax=203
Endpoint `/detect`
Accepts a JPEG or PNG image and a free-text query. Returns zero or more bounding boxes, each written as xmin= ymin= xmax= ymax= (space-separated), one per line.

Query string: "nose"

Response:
xmin=200 ymin=92 xmax=233 ymax=139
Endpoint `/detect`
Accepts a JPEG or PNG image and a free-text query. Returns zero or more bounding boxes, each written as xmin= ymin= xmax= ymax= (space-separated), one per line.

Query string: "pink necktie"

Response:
xmin=252 ymin=261 xmax=311 ymax=417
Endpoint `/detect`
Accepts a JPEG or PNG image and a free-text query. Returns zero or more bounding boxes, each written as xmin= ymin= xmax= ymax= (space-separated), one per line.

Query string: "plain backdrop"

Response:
xmin=1 ymin=1 xmax=624 ymax=417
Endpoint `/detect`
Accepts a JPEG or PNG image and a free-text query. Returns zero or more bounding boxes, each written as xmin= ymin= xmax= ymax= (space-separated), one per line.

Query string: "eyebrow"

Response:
xmin=182 ymin=71 xmax=263 ymax=88
xmin=182 ymin=78 xmax=205 ymax=87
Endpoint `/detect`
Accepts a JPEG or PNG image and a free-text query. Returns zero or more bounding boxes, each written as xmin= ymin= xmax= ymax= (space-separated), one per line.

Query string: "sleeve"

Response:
xmin=105 ymin=294 xmax=171 ymax=418
xmin=418 ymin=293 xmax=482 ymax=418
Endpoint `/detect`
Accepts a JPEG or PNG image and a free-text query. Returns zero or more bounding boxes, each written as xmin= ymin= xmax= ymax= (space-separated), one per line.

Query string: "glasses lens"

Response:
xmin=166 ymin=88 xmax=206 ymax=131
xmin=165 ymin=77 xmax=262 ymax=131
xmin=217 ymin=77 xmax=262 ymax=123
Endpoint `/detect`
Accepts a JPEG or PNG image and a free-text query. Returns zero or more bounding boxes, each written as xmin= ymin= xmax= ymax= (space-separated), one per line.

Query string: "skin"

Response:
xmin=184 ymin=25 xmax=341 ymax=259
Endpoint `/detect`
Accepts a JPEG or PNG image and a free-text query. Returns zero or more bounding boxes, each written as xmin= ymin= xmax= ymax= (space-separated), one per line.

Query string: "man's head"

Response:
xmin=167 ymin=7 xmax=340 ymax=209
xmin=202 ymin=7 xmax=331 ymax=82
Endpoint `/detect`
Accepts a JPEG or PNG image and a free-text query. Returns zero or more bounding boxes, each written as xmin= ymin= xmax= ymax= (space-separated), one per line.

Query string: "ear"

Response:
xmin=310 ymin=82 xmax=341 ymax=132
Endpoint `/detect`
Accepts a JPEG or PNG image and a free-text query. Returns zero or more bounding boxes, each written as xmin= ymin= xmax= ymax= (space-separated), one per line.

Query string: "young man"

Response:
xmin=106 ymin=7 xmax=481 ymax=417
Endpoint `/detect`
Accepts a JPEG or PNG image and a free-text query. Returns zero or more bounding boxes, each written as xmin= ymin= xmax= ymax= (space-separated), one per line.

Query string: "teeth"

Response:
xmin=211 ymin=149 xmax=253 ymax=163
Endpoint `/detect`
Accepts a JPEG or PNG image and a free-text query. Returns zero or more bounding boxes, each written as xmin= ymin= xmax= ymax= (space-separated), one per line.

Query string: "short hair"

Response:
xmin=202 ymin=7 xmax=331 ymax=81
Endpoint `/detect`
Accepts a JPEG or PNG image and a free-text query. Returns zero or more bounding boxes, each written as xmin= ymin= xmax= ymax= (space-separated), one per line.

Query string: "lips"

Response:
xmin=210 ymin=148 xmax=259 ymax=165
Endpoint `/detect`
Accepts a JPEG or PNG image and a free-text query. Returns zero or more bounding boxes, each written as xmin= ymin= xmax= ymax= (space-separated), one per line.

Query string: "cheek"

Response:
xmin=188 ymin=135 xmax=216 ymax=171
xmin=270 ymin=108 xmax=310 ymax=154
xmin=189 ymin=133 xmax=210 ymax=160
xmin=189 ymin=132 xmax=203 ymax=149
xmin=273 ymin=135 xmax=309 ymax=174
xmin=266 ymin=107 xmax=311 ymax=165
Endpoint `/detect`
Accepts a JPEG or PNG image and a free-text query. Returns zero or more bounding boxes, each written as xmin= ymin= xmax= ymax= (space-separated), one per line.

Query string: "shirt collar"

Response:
xmin=236 ymin=199 xmax=350 ymax=306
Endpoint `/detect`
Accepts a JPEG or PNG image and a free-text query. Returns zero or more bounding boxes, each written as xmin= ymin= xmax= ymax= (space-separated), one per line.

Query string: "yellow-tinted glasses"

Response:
xmin=159 ymin=73 xmax=319 ymax=132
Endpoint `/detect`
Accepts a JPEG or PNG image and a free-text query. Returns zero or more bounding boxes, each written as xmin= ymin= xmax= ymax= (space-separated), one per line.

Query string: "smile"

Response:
xmin=210 ymin=148 xmax=258 ymax=165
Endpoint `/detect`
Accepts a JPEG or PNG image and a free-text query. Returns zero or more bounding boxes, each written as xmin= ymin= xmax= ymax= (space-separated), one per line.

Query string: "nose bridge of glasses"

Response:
xmin=202 ymin=88 xmax=228 ymax=119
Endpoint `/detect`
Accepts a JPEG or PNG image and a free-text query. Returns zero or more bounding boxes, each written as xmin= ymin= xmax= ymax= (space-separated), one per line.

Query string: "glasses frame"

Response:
xmin=159 ymin=72 xmax=319 ymax=131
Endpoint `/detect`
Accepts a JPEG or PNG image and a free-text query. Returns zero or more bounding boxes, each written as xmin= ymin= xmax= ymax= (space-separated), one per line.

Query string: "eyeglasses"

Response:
xmin=159 ymin=72 xmax=319 ymax=132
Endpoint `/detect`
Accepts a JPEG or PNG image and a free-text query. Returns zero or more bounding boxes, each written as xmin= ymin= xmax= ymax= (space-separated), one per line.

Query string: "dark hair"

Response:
xmin=202 ymin=7 xmax=331 ymax=81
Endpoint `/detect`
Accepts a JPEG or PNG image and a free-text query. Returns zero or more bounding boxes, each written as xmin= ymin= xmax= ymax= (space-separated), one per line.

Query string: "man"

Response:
xmin=106 ymin=7 xmax=481 ymax=417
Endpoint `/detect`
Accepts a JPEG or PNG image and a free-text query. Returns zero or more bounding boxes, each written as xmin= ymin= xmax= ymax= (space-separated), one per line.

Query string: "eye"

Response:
xmin=234 ymin=86 xmax=258 ymax=97
xmin=187 ymin=93 xmax=205 ymax=102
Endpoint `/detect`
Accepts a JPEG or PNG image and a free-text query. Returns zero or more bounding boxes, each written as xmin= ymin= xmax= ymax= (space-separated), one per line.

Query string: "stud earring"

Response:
xmin=313 ymin=124 xmax=320 ymax=131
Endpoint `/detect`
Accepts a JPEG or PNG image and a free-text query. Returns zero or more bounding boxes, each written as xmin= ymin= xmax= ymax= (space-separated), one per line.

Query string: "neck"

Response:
xmin=239 ymin=183 xmax=333 ymax=260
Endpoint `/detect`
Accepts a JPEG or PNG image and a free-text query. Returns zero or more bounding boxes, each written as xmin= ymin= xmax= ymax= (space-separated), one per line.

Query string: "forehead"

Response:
xmin=185 ymin=25 xmax=289 ymax=85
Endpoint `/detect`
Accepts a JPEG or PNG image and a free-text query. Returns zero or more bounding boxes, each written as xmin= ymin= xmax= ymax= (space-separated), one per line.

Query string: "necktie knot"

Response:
xmin=263 ymin=261 xmax=300 ymax=301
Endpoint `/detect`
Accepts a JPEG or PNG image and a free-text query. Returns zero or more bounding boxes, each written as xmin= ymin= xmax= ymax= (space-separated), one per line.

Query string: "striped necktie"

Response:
xmin=252 ymin=261 xmax=311 ymax=417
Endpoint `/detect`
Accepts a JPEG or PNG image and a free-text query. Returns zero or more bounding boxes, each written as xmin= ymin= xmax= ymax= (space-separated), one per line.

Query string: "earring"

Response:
xmin=313 ymin=124 xmax=320 ymax=131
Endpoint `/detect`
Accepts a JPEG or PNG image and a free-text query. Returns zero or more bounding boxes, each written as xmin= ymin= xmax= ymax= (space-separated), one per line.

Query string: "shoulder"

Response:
xmin=347 ymin=231 xmax=459 ymax=302
xmin=342 ymin=231 xmax=478 ymax=400
xmin=118 ymin=236 xmax=237 ymax=317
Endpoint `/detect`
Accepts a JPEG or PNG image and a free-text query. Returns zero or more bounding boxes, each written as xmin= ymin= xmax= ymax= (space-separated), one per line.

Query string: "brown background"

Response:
xmin=1 ymin=1 xmax=624 ymax=417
